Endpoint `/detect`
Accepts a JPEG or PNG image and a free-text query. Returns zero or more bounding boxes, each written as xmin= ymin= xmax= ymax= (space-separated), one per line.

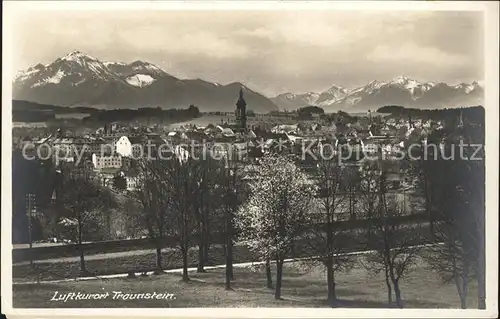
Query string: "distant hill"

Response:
xmin=12 ymin=99 xmax=201 ymax=124
xmin=13 ymin=51 xmax=279 ymax=113
xmin=376 ymin=104 xmax=485 ymax=125
xmin=12 ymin=99 xmax=97 ymax=114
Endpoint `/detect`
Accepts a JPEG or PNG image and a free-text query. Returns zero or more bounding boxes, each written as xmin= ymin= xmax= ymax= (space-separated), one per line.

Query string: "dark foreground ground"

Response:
xmin=13 ymin=258 xmax=477 ymax=309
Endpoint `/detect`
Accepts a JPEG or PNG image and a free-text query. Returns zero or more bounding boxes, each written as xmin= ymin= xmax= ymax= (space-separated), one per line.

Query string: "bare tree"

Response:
xmin=56 ymin=166 xmax=116 ymax=274
xmin=361 ymin=164 xmax=422 ymax=308
xmin=190 ymin=155 xmax=220 ymax=273
xmin=306 ymin=156 xmax=356 ymax=306
xmin=134 ymin=159 xmax=171 ymax=273
xmin=425 ymin=217 xmax=476 ymax=309
xmin=219 ymin=148 xmax=245 ymax=289
xmin=163 ymin=157 xmax=197 ymax=282
xmin=407 ymin=131 xmax=443 ymax=239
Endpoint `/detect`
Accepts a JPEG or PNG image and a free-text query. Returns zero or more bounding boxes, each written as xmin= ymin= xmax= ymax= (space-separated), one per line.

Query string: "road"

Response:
xmin=13 ymin=246 xmax=177 ymax=266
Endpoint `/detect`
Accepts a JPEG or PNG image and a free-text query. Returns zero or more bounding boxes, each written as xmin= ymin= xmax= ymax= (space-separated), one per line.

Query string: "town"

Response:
xmin=11 ymin=88 xmax=485 ymax=309
xmin=13 ymin=89 xmax=460 ymax=197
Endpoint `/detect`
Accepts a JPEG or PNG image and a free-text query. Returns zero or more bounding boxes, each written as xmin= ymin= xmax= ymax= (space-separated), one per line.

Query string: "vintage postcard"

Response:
xmin=2 ymin=1 xmax=498 ymax=318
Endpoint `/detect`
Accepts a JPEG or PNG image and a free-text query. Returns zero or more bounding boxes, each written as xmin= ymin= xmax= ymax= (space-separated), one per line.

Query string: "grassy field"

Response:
xmin=13 ymin=257 xmax=477 ymax=308
xmin=13 ymin=244 xmax=251 ymax=282
xmin=13 ymin=224 xmax=431 ymax=282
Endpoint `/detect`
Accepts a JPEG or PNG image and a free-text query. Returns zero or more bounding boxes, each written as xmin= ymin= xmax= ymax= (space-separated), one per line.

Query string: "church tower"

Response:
xmin=457 ymin=110 xmax=464 ymax=128
xmin=235 ymin=88 xmax=247 ymax=130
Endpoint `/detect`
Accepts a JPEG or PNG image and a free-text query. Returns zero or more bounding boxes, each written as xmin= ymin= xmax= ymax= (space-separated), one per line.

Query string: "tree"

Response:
xmin=406 ymin=129 xmax=444 ymax=239
xmin=119 ymin=194 xmax=143 ymax=239
xmin=190 ymin=155 xmax=221 ymax=273
xmin=307 ymin=156 xmax=356 ymax=306
xmin=164 ymin=157 xmax=197 ymax=282
xmin=113 ymin=174 xmax=127 ymax=191
xmin=236 ymin=154 xmax=316 ymax=299
xmin=361 ymin=162 xmax=422 ymax=308
xmin=56 ymin=167 xmax=116 ymax=274
xmin=218 ymin=148 xmax=246 ymax=289
xmin=342 ymin=165 xmax=360 ymax=220
xmin=134 ymin=159 xmax=172 ymax=273
xmin=423 ymin=139 xmax=484 ymax=309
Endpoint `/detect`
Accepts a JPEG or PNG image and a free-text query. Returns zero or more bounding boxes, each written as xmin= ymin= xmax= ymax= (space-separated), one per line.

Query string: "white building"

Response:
xmin=92 ymin=153 xmax=122 ymax=170
xmin=114 ymin=136 xmax=145 ymax=158
xmin=126 ymin=176 xmax=139 ymax=191
xmin=115 ymin=136 xmax=133 ymax=157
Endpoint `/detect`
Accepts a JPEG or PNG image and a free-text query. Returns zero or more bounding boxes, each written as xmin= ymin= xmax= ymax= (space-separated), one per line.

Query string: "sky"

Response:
xmin=11 ymin=10 xmax=484 ymax=97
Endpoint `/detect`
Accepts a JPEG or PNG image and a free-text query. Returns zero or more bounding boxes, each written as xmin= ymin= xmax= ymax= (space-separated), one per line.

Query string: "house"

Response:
xmin=92 ymin=153 xmax=122 ymax=170
xmin=115 ymin=136 xmax=133 ymax=157
xmin=144 ymin=133 xmax=166 ymax=146
xmin=182 ymin=130 xmax=208 ymax=142
xmin=215 ymin=126 xmax=235 ymax=137
xmin=86 ymin=139 xmax=105 ymax=155
xmin=362 ymin=143 xmax=379 ymax=155
xmin=204 ymin=124 xmax=219 ymax=135
xmin=126 ymin=176 xmax=139 ymax=191
xmin=211 ymin=142 xmax=230 ymax=159
xmin=96 ymin=167 xmax=121 ymax=187
xmin=214 ymin=133 xmax=236 ymax=143
xmin=247 ymin=129 xmax=257 ymax=139
xmin=285 ymin=132 xmax=303 ymax=144
xmin=114 ymin=135 xmax=149 ymax=159
xmin=323 ymin=122 xmax=337 ymax=134
xmin=166 ymin=131 xmax=182 ymax=144
xmin=271 ymin=124 xmax=299 ymax=134
xmin=52 ymin=137 xmax=75 ymax=157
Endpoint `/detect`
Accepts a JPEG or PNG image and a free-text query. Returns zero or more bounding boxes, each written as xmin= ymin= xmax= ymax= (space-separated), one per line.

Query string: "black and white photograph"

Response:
xmin=1 ymin=1 xmax=498 ymax=318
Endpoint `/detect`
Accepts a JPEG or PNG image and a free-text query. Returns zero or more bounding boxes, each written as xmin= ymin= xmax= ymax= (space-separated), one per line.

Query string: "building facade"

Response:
xmin=92 ymin=153 xmax=123 ymax=170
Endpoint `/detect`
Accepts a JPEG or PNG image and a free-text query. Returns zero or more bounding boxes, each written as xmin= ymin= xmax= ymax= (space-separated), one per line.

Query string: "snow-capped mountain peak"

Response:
xmin=61 ymin=50 xmax=98 ymax=62
xmin=391 ymin=75 xmax=411 ymax=85
xmin=389 ymin=76 xmax=420 ymax=89
xmin=130 ymin=60 xmax=162 ymax=71
xmin=12 ymin=50 xmax=280 ymax=113
xmin=104 ymin=59 xmax=166 ymax=78
xmin=365 ymin=80 xmax=386 ymax=90
xmin=325 ymin=84 xmax=345 ymax=93
xmin=272 ymin=77 xmax=483 ymax=111
xmin=272 ymin=91 xmax=321 ymax=109
xmin=454 ymin=82 xmax=480 ymax=94
xmin=14 ymin=63 xmax=46 ymax=81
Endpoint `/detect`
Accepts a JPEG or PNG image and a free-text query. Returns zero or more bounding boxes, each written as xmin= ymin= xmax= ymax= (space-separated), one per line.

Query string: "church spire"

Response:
xmin=235 ymin=87 xmax=247 ymax=130
xmin=458 ymin=110 xmax=464 ymax=128
xmin=237 ymin=87 xmax=246 ymax=107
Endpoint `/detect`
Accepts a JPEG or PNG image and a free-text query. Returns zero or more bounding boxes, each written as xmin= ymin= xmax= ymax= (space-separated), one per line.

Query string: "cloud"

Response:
xmin=235 ymin=20 xmax=348 ymax=49
xmin=367 ymin=42 xmax=469 ymax=69
xmin=10 ymin=10 xmax=484 ymax=96
xmin=118 ymin=28 xmax=249 ymax=60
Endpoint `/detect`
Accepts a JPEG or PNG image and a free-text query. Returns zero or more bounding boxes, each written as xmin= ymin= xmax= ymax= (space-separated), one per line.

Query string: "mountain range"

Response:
xmin=13 ymin=51 xmax=483 ymax=113
xmin=12 ymin=51 xmax=278 ymax=113
xmin=271 ymin=76 xmax=484 ymax=112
